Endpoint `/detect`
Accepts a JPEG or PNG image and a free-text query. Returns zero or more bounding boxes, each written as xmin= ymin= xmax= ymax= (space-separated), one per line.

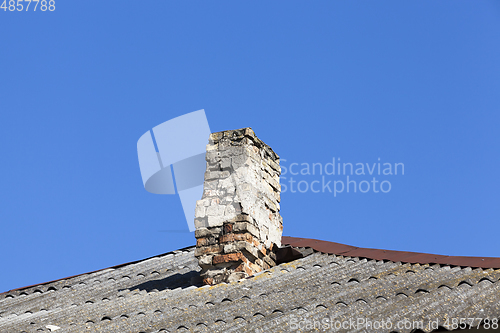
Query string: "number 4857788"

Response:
xmin=1 ymin=0 xmax=55 ymax=11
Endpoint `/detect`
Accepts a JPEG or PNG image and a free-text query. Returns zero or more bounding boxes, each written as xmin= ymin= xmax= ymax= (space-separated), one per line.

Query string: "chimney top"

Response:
xmin=194 ymin=127 xmax=283 ymax=285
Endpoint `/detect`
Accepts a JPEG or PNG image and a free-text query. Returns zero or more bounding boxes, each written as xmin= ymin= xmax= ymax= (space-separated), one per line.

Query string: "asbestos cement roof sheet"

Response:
xmin=1 ymin=237 xmax=499 ymax=333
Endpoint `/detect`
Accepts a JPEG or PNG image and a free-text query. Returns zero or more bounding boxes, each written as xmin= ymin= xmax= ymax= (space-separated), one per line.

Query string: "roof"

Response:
xmin=1 ymin=237 xmax=499 ymax=332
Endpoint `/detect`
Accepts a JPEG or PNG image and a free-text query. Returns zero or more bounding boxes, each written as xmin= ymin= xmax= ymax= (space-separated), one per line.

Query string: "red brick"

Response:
xmin=223 ymin=223 xmax=233 ymax=233
xmin=244 ymin=265 xmax=253 ymax=276
xmin=219 ymin=234 xmax=234 ymax=243
xmin=233 ymin=262 xmax=252 ymax=275
xmin=234 ymin=233 xmax=252 ymax=242
xmin=195 ymin=245 xmax=223 ymax=257
xmin=196 ymin=237 xmax=217 ymax=247
xmin=213 ymin=253 xmax=247 ymax=264
xmin=234 ymin=262 xmax=245 ymax=272
xmin=203 ymin=277 xmax=214 ymax=285
xmin=220 ymin=233 xmax=254 ymax=244
xmin=248 ymin=262 xmax=262 ymax=273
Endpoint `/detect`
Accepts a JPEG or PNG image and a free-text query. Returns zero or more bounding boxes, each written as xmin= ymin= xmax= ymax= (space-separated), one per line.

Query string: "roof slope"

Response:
xmin=1 ymin=237 xmax=499 ymax=332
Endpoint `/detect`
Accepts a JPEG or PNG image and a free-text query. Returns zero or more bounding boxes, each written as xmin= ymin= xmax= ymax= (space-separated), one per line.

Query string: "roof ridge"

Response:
xmin=282 ymin=236 xmax=500 ymax=269
xmin=4 ymin=236 xmax=499 ymax=295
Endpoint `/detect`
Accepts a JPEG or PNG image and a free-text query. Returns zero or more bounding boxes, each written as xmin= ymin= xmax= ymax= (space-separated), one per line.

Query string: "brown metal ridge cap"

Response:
xmin=281 ymin=236 xmax=500 ymax=269
xmin=281 ymin=236 xmax=358 ymax=255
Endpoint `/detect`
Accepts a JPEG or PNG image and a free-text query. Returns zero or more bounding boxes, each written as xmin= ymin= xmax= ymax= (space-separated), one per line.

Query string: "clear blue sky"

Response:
xmin=1 ymin=1 xmax=499 ymax=293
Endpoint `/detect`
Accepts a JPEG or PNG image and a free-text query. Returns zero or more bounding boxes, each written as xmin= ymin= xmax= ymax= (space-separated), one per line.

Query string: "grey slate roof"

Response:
xmin=1 ymin=241 xmax=500 ymax=333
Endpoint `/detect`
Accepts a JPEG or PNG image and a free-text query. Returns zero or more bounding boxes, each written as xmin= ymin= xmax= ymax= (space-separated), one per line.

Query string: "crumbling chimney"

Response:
xmin=194 ymin=128 xmax=283 ymax=285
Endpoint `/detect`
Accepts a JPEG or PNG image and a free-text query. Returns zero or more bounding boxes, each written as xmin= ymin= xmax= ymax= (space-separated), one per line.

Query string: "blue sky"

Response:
xmin=1 ymin=1 xmax=499 ymax=293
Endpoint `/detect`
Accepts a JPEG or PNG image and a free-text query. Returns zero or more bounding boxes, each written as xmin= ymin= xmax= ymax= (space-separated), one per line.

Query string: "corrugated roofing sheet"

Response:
xmin=1 ymin=237 xmax=499 ymax=332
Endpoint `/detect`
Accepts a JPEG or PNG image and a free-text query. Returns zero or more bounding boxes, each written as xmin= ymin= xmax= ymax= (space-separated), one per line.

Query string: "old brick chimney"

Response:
xmin=194 ymin=128 xmax=283 ymax=285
